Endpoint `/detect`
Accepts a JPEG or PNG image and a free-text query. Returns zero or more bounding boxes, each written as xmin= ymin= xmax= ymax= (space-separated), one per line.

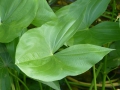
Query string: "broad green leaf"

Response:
xmin=0 ymin=0 xmax=38 ymax=43
xmin=15 ymin=0 xmax=90 ymax=82
xmin=16 ymin=40 xmax=112 ymax=82
xmin=0 ymin=43 xmax=14 ymax=90
xmin=68 ymin=22 xmax=120 ymax=45
xmin=15 ymin=0 xmax=112 ymax=82
xmin=32 ymin=0 xmax=57 ymax=26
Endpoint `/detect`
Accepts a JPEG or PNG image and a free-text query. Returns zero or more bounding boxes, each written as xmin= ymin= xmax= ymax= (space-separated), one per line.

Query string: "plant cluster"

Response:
xmin=0 ymin=0 xmax=120 ymax=90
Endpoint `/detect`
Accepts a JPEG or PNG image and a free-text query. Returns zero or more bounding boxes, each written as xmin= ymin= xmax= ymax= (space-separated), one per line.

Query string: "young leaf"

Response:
xmin=68 ymin=22 xmax=120 ymax=45
xmin=32 ymin=0 xmax=57 ymax=26
xmin=0 ymin=0 xmax=38 ymax=43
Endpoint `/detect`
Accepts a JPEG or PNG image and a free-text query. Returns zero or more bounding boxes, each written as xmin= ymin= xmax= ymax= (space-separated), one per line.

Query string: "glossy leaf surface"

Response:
xmin=16 ymin=29 xmax=113 ymax=81
xmin=0 ymin=0 xmax=38 ymax=43
xmin=16 ymin=0 xmax=89 ymax=81
xmin=15 ymin=0 xmax=113 ymax=82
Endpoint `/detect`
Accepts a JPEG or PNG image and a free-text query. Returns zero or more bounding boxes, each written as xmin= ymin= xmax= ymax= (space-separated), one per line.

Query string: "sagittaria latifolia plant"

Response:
xmin=0 ymin=0 xmax=120 ymax=90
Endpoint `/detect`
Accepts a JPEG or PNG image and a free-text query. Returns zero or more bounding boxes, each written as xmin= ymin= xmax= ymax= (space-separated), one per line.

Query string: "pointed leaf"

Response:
xmin=15 ymin=0 xmax=112 ymax=82
xmin=15 ymin=0 xmax=88 ymax=82
xmin=68 ymin=22 xmax=120 ymax=45
xmin=79 ymin=0 xmax=110 ymax=29
xmin=0 ymin=0 xmax=38 ymax=43
xmin=16 ymin=39 xmax=113 ymax=81
xmin=32 ymin=0 xmax=57 ymax=26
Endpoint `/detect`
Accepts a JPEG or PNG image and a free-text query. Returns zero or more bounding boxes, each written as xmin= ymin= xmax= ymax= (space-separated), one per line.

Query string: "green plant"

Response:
xmin=0 ymin=0 xmax=120 ymax=90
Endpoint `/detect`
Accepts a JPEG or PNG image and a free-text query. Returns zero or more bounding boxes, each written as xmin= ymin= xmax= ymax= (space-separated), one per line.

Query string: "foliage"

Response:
xmin=0 ymin=0 xmax=120 ymax=90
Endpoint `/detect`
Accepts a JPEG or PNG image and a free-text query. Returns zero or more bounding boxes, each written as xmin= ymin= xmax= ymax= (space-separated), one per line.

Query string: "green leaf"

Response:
xmin=32 ymin=0 xmax=57 ymax=26
xmin=15 ymin=0 xmax=113 ymax=82
xmin=68 ymin=22 xmax=120 ymax=45
xmin=78 ymin=0 xmax=110 ymax=29
xmin=0 ymin=43 xmax=14 ymax=90
xmin=57 ymin=0 xmax=110 ymax=30
xmin=67 ymin=0 xmax=111 ymax=45
xmin=0 ymin=0 xmax=38 ymax=43
xmin=16 ymin=36 xmax=113 ymax=82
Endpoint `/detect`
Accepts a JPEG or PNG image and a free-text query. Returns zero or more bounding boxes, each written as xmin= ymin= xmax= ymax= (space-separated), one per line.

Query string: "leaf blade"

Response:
xmin=0 ymin=0 xmax=38 ymax=43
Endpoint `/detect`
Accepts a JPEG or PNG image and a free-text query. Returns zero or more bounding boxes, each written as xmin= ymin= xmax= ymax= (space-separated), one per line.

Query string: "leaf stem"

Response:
xmin=7 ymin=68 xmax=29 ymax=90
xmin=102 ymin=72 xmax=106 ymax=90
xmin=39 ymin=82 xmax=43 ymax=90
xmin=106 ymin=75 xmax=116 ymax=90
xmin=23 ymin=74 xmax=26 ymax=85
xmin=14 ymin=71 xmax=20 ymax=90
xmin=89 ymin=63 xmax=103 ymax=90
xmin=93 ymin=65 xmax=97 ymax=90
xmin=111 ymin=0 xmax=116 ymax=21
xmin=67 ymin=77 xmax=120 ymax=87
xmin=65 ymin=78 xmax=72 ymax=90
xmin=102 ymin=54 xmax=108 ymax=90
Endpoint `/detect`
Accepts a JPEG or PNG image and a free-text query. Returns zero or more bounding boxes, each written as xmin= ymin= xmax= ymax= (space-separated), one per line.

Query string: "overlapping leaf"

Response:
xmin=68 ymin=22 xmax=120 ymax=45
xmin=16 ymin=37 xmax=113 ymax=81
xmin=32 ymin=0 xmax=57 ymax=27
xmin=0 ymin=0 xmax=38 ymax=43
xmin=15 ymin=0 xmax=113 ymax=82
xmin=67 ymin=0 xmax=111 ymax=45
xmin=56 ymin=0 xmax=110 ymax=30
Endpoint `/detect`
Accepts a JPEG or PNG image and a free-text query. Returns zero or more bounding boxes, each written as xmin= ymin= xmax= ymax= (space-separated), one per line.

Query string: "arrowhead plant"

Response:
xmin=0 ymin=0 xmax=119 ymax=90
